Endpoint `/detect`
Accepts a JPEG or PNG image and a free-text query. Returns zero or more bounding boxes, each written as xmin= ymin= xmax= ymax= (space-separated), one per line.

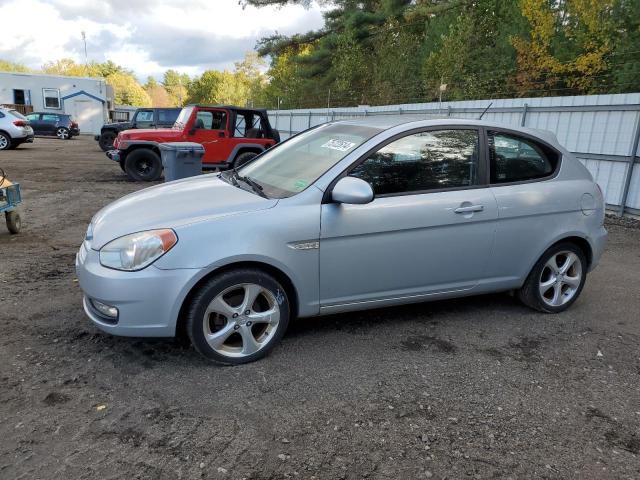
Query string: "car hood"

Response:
xmin=90 ymin=174 xmax=277 ymax=249
xmin=119 ymin=128 xmax=181 ymax=140
xmin=103 ymin=121 xmax=131 ymax=130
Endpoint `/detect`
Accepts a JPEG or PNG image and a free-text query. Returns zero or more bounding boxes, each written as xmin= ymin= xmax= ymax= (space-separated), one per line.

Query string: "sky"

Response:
xmin=0 ymin=0 xmax=325 ymax=81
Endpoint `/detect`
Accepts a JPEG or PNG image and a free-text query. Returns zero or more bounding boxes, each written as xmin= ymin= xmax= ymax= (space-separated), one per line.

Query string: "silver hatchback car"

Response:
xmin=0 ymin=107 xmax=34 ymax=150
xmin=76 ymin=118 xmax=607 ymax=364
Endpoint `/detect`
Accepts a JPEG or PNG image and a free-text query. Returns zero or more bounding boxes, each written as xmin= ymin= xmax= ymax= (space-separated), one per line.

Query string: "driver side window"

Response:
xmin=195 ymin=111 xmax=227 ymax=130
xmin=349 ymin=129 xmax=480 ymax=196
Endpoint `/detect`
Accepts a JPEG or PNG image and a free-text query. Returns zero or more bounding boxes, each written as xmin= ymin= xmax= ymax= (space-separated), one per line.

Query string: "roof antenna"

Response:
xmin=478 ymin=102 xmax=493 ymax=120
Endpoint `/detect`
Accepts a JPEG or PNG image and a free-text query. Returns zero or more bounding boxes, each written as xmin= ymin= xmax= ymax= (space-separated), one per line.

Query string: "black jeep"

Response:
xmin=95 ymin=108 xmax=181 ymax=151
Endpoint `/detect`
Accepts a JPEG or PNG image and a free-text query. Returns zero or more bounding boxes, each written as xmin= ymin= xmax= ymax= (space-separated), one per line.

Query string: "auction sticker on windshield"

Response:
xmin=321 ymin=139 xmax=356 ymax=152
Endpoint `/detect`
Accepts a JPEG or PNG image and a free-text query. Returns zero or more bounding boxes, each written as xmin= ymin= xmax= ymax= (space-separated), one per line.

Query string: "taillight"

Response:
xmin=13 ymin=120 xmax=27 ymax=127
xmin=71 ymin=122 xmax=78 ymax=128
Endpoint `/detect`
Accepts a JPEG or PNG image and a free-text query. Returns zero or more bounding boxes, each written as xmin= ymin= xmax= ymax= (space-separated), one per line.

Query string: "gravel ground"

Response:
xmin=1 ymin=136 xmax=639 ymax=480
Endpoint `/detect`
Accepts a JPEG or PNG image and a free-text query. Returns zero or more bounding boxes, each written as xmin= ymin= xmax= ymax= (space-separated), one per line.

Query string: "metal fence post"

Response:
xmin=520 ymin=103 xmax=529 ymax=126
xmin=331 ymin=111 xmax=335 ymax=121
xmin=307 ymin=112 xmax=312 ymax=129
xmin=289 ymin=112 xmax=293 ymax=137
xmin=447 ymin=106 xmax=452 ymax=117
xmin=618 ymin=112 xmax=640 ymax=216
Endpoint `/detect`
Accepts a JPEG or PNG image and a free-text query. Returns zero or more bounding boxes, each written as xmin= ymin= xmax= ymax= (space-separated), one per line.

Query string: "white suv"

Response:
xmin=0 ymin=107 xmax=34 ymax=150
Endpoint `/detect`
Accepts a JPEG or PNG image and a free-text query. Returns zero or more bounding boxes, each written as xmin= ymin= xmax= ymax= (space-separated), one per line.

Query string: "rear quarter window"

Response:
xmin=489 ymin=131 xmax=560 ymax=184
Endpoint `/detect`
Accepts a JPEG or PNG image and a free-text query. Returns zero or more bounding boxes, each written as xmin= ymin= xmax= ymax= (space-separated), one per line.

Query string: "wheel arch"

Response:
xmin=121 ymin=142 xmax=161 ymax=160
xmin=524 ymin=233 xmax=594 ymax=285
xmin=174 ymin=260 xmax=300 ymax=339
xmin=227 ymin=143 xmax=265 ymax=162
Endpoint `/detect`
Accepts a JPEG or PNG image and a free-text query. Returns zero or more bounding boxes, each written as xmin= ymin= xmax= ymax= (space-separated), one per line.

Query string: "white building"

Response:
xmin=0 ymin=71 xmax=111 ymax=134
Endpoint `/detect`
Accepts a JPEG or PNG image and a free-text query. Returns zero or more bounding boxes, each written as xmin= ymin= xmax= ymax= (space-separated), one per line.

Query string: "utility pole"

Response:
xmin=81 ymin=31 xmax=88 ymax=64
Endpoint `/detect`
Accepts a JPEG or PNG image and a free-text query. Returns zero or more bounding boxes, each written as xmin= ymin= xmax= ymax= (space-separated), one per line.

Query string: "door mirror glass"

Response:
xmin=331 ymin=177 xmax=374 ymax=204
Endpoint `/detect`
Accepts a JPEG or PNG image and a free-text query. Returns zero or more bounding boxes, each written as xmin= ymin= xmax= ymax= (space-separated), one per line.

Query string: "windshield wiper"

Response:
xmin=239 ymin=175 xmax=268 ymax=199
xmin=226 ymin=169 xmax=268 ymax=198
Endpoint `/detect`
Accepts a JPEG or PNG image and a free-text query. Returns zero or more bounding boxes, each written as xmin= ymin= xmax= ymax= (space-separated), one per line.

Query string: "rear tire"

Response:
xmin=186 ymin=269 xmax=290 ymax=365
xmin=56 ymin=127 xmax=70 ymax=140
xmin=6 ymin=211 xmax=21 ymax=234
xmin=0 ymin=132 xmax=11 ymax=150
xmin=124 ymin=149 xmax=162 ymax=181
xmin=233 ymin=151 xmax=258 ymax=169
xmin=517 ymin=242 xmax=587 ymax=313
xmin=99 ymin=131 xmax=116 ymax=151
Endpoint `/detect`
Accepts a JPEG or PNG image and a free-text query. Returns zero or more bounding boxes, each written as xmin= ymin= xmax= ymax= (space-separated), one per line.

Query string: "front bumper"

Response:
xmin=75 ymin=241 xmax=197 ymax=337
xmin=106 ymin=149 xmax=121 ymax=162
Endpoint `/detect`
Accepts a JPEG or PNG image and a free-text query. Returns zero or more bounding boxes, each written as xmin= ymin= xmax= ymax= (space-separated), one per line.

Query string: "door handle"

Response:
xmin=454 ymin=204 xmax=484 ymax=214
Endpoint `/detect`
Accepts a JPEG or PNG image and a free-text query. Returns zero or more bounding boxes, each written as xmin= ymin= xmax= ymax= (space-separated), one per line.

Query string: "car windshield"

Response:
xmin=236 ymin=123 xmax=381 ymax=198
xmin=173 ymin=107 xmax=193 ymax=129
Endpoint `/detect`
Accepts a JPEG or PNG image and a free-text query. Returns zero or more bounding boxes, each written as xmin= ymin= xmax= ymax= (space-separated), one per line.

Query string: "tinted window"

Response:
xmin=25 ymin=113 xmax=38 ymax=121
xmin=135 ymin=110 xmax=154 ymax=124
xmin=349 ymin=129 xmax=479 ymax=195
xmin=194 ymin=110 xmax=226 ymax=130
xmin=158 ymin=109 xmax=179 ymax=123
xmin=42 ymin=114 xmax=59 ymax=122
xmin=489 ymin=132 xmax=558 ymax=183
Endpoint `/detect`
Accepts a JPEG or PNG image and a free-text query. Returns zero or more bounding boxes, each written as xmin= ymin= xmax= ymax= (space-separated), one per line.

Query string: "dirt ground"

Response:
xmin=1 ymin=136 xmax=639 ymax=480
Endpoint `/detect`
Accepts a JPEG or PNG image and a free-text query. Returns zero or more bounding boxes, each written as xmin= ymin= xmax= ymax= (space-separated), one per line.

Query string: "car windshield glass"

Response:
xmin=237 ymin=123 xmax=381 ymax=198
xmin=174 ymin=107 xmax=193 ymax=129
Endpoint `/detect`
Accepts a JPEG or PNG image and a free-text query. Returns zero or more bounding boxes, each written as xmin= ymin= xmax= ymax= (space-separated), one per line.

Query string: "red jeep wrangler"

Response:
xmin=107 ymin=105 xmax=280 ymax=181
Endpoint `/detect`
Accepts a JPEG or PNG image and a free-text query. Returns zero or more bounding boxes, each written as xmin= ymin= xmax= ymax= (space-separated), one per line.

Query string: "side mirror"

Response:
xmin=331 ymin=177 xmax=374 ymax=205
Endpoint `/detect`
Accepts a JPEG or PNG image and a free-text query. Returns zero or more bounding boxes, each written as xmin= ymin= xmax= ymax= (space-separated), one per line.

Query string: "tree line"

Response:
xmin=2 ymin=0 xmax=639 ymax=110
xmin=0 ymin=56 xmax=265 ymax=109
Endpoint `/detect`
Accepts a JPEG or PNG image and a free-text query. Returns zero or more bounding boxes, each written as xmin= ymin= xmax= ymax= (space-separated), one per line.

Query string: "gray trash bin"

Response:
xmin=159 ymin=142 xmax=205 ymax=182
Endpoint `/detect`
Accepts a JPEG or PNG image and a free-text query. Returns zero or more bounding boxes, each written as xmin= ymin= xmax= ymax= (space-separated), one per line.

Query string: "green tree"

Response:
xmin=0 ymin=60 xmax=31 ymax=73
xmin=162 ymin=70 xmax=190 ymax=106
xmin=106 ymin=72 xmax=152 ymax=107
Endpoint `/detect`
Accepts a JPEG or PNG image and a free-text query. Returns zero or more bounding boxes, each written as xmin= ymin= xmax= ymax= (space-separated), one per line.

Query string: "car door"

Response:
xmin=41 ymin=114 xmax=59 ymax=135
xmin=319 ymin=127 xmax=498 ymax=311
xmin=188 ymin=108 xmax=232 ymax=163
xmin=484 ymin=129 xmax=565 ymax=283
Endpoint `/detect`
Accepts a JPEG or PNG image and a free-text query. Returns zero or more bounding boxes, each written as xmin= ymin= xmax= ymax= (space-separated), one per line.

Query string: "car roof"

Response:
xmin=186 ymin=104 xmax=268 ymax=114
xmin=332 ymin=116 xmax=561 ymax=148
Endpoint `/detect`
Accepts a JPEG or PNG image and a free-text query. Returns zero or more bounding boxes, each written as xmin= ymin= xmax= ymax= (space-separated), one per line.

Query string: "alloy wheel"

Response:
xmin=56 ymin=128 xmax=69 ymax=139
xmin=0 ymin=135 xmax=9 ymax=149
xmin=538 ymin=251 xmax=583 ymax=307
xmin=202 ymin=283 xmax=280 ymax=358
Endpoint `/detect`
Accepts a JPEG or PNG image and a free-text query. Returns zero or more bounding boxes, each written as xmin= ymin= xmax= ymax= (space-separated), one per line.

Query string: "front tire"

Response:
xmin=186 ymin=269 xmax=290 ymax=365
xmin=124 ymin=149 xmax=162 ymax=181
xmin=517 ymin=242 xmax=587 ymax=313
xmin=99 ymin=132 xmax=116 ymax=151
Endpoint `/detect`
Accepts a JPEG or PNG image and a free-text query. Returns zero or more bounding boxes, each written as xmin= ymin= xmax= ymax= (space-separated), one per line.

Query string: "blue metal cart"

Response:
xmin=0 ymin=170 xmax=22 ymax=234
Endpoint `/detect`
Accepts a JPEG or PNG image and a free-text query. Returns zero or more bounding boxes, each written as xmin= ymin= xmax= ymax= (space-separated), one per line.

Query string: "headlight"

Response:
xmin=99 ymin=229 xmax=177 ymax=271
